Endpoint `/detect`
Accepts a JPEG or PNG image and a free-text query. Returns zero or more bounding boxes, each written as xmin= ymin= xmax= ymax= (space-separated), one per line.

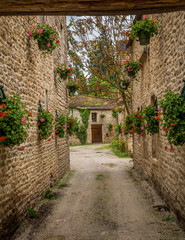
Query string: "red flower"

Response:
xmin=170 ymin=147 xmax=174 ymax=152
xmin=0 ymin=112 xmax=6 ymax=118
xmin=125 ymin=31 xmax=129 ymax=35
xmin=166 ymin=128 xmax=170 ymax=132
xmin=165 ymin=146 xmax=167 ymax=150
xmin=71 ymin=125 xmax=74 ymax=127
xmin=0 ymin=136 xmax=6 ymax=141
xmin=48 ymin=138 xmax=52 ymax=141
xmin=56 ymin=39 xmax=60 ymax=43
xmin=7 ymin=110 xmax=11 ymax=115
xmin=137 ymin=115 xmax=140 ymax=118
xmin=126 ymin=60 xmax=129 ymax=62
xmin=37 ymin=123 xmax=40 ymax=126
xmin=0 ymin=105 xmax=5 ymax=109
xmin=170 ymin=123 xmax=176 ymax=126
xmin=158 ymin=112 xmax=161 ymax=116
xmin=141 ymin=64 xmax=143 ymax=67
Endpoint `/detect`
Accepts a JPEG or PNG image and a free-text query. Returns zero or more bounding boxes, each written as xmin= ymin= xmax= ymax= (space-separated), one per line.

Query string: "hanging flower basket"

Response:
xmin=29 ymin=23 xmax=60 ymax=54
xmin=126 ymin=16 xmax=158 ymax=46
xmin=55 ymin=63 xmax=76 ymax=81
xmin=138 ymin=31 xmax=150 ymax=45
xmin=55 ymin=113 xmax=66 ymax=138
xmin=123 ymin=59 xmax=143 ymax=78
xmin=0 ymin=94 xmax=31 ymax=147
xmin=66 ymin=80 xmax=79 ymax=96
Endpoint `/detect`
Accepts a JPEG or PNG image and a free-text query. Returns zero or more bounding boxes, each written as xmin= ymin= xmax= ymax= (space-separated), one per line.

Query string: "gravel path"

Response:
xmin=14 ymin=144 xmax=185 ymax=240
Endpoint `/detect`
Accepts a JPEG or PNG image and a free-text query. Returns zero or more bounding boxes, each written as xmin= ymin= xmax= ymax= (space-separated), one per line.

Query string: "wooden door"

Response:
xmin=91 ymin=125 xmax=102 ymax=143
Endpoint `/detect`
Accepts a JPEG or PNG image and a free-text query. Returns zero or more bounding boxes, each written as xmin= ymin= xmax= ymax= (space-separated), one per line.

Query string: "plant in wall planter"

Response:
xmin=66 ymin=80 xmax=79 ymax=96
xmin=55 ymin=113 xmax=66 ymax=138
xmin=100 ymin=114 xmax=105 ymax=119
xmin=55 ymin=63 xmax=76 ymax=81
xmin=29 ymin=23 xmax=60 ymax=54
xmin=66 ymin=116 xmax=79 ymax=136
xmin=123 ymin=111 xmax=145 ymax=136
xmin=123 ymin=59 xmax=143 ymax=78
xmin=126 ymin=16 xmax=158 ymax=45
xmin=38 ymin=109 xmax=54 ymax=140
xmin=143 ymin=104 xmax=160 ymax=135
xmin=159 ymin=90 xmax=185 ymax=147
xmin=0 ymin=94 xmax=31 ymax=147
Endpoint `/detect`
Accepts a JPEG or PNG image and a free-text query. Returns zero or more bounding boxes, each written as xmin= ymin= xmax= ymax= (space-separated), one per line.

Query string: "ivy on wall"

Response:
xmin=77 ymin=108 xmax=90 ymax=144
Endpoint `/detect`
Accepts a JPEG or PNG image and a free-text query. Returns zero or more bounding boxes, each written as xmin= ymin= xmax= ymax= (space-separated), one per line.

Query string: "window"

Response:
xmin=92 ymin=113 xmax=97 ymax=122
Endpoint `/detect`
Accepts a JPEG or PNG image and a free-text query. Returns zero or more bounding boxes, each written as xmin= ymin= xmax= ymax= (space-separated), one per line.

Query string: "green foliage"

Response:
xmin=127 ymin=16 xmax=158 ymax=40
xmin=66 ymin=115 xmax=79 ymax=136
xmin=0 ymin=94 xmax=31 ymax=147
xmin=123 ymin=59 xmax=143 ymax=78
xmin=111 ymin=136 xmax=130 ymax=158
xmin=27 ymin=208 xmax=40 ymax=218
xmin=143 ymin=104 xmax=159 ymax=135
xmin=55 ymin=113 xmax=66 ymax=138
xmin=55 ymin=62 xmax=76 ymax=80
xmin=78 ymin=108 xmax=90 ymax=129
xmin=115 ymin=124 xmax=122 ymax=134
xmin=123 ymin=111 xmax=145 ymax=136
xmin=66 ymin=80 xmax=79 ymax=96
xmin=112 ymin=110 xmax=118 ymax=118
xmin=77 ymin=108 xmax=90 ymax=145
xmin=162 ymin=215 xmax=175 ymax=222
xmin=96 ymin=174 xmax=104 ymax=180
xmin=30 ymin=23 xmax=60 ymax=54
xmin=108 ymin=123 xmax=113 ymax=132
xmin=76 ymin=124 xmax=87 ymax=145
xmin=38 ymin=109 xmax=54 ymax=140
xmin=42 ymin=189 xmax=55 ymax=200
xmin=159 ymin=90 xmax=185 ymax=146
xmin=100 ymin=114 xmax=105 ymax=119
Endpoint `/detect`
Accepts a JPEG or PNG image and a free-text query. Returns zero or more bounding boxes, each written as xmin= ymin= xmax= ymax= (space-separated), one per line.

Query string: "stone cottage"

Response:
xmin=69 ymin=95 xmax=120 ymax=145
xmin=128 ymin=11 xmax=185 ymax=223
xmin=0 ymin=16 xmax=69 ymax=239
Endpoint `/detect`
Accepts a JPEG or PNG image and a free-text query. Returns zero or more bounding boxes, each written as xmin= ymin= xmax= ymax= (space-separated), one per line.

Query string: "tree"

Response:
xmin=68 ymin=16 xmax=133 ymax=114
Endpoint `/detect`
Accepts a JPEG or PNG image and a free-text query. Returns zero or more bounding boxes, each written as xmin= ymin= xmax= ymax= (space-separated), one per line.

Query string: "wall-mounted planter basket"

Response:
xmin=138 ymin=31 xmax=150 ymax=45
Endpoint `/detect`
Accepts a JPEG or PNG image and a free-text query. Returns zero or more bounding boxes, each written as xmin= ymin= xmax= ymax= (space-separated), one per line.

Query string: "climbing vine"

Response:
xmin=77 ymin=108 xmax=90 ymax=144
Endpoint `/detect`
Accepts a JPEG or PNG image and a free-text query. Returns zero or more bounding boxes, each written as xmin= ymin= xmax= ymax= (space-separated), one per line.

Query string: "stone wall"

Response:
xmin=69 ymin=108 xmax=117 ymax=145
xmin=131 ymin=11 xmax=185 ymax=223
xmin=0 ymin=16 xmax=69 ymax=239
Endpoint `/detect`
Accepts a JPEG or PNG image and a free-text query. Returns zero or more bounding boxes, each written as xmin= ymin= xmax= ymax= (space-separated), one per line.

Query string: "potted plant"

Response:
xmin=143 ymin=104 xmax=159 ymax=135
xmin=29 ymin=23 xmax=60 ymax=54
xmin=55 ymin=63 xmax=76 ymax=80
xmin=159 ymin=90 xmax=185 ymax=146
xmin=100 ymin=114 xmax=105 ymax=119
xmin=38 ymin=109 xmax=54 ymax=140
xmin=0 ymin=94 xmax=31 ymax=147
xmin=126 ymin=16 xmax=158 ymax=45
xmin=123 ymin=59 xmax=143 ymax=78
xmin=55 ymin=113 xmax=66 ymax=138
xmin=66 ymin=80 xmax=79 ymax=96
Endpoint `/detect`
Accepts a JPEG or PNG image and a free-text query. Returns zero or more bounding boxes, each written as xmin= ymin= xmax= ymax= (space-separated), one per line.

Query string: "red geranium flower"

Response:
xmin=56 ymin=39 xmax=60 ymax=43
xmin=0 ymin=136 xmax=6 ymax=141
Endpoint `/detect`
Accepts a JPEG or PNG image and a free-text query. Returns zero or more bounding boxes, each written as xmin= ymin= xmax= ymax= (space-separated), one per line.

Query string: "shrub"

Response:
xmin=29 ymin=23 xmax=60 ymax=54
xmin=76 ymin=124 xmax=87 ymax=145
xmin=111 ymin=136 xmax=129 ymax=158
xmin=0 ymin=94 xmax=31 ymax=147
xmin=38 ymin=109 xmax=54 ymax=140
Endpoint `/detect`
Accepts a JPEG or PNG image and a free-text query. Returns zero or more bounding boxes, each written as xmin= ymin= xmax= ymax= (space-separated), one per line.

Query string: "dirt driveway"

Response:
xmin=14 ymin=144 xmax=185 ymax=240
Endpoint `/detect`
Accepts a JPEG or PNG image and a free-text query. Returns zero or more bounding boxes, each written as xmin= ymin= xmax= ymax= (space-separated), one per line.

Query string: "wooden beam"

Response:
xmin=0 ymin=0 xmax=184 ymax=16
